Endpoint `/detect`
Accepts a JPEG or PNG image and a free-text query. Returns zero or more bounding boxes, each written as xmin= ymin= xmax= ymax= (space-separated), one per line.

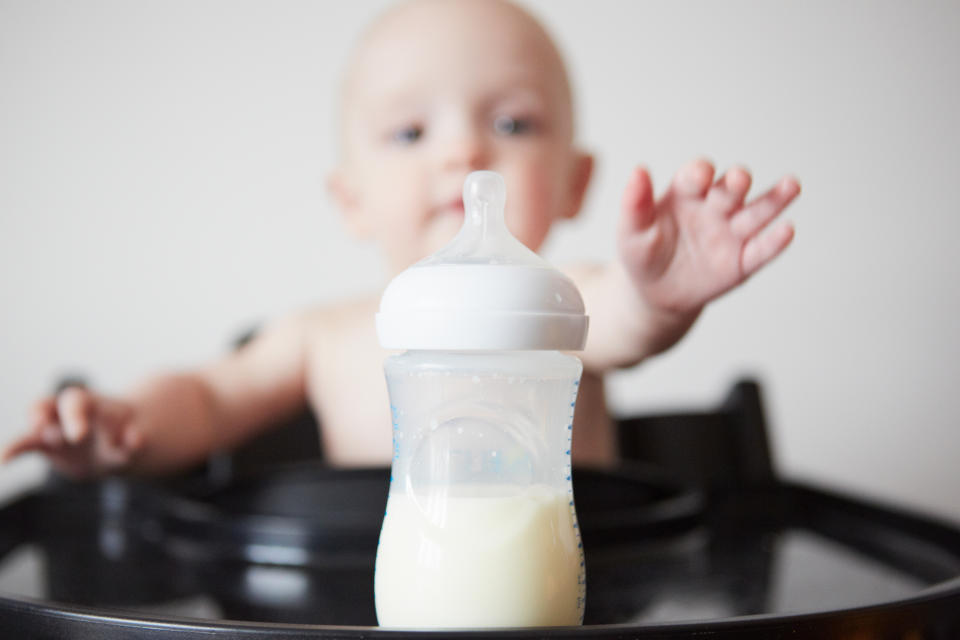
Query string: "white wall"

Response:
xmin=1 ymin=0 xmax=958 ymax=520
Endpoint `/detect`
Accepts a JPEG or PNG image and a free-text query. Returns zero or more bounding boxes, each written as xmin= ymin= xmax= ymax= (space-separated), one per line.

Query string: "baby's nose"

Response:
xmin=441 ymin=128 xmax=490 ymax=172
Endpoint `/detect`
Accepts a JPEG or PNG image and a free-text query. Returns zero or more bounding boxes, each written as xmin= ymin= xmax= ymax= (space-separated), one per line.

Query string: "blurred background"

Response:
xmin=1 ymin=0 xmax=957 ymax=519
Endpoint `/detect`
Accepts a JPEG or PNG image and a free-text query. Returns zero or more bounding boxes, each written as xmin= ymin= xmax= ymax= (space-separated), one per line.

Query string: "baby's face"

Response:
xmin=331 ymin=0 xmax=592 ymax=274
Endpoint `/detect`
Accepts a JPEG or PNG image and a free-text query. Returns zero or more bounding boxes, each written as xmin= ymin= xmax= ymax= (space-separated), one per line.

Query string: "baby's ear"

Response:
xmin=327 ymin=168 xmax=372 ymax=238
xmin=562 ymin=151 xmax=594 ymax=220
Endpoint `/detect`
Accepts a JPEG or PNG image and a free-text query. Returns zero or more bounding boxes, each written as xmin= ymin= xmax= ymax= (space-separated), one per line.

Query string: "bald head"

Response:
xmin=337 ymin=0 xmax=574 ymax=158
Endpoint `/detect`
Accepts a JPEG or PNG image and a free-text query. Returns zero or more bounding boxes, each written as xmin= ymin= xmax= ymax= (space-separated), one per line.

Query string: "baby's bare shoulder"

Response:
xmin=560 ymin=262 xmax=606 ymax=290
xmin=293 ymin=295 xmax=381 ymax=355
xmin=296 ymin=296 xmax=379 ymax=331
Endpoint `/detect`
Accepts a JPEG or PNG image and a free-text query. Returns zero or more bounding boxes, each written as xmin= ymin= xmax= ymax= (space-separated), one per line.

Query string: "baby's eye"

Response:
xmin=493 ymin=115 xmax=535 ymax=136
xmin=392 ymin=125 xmax=424 ymax=145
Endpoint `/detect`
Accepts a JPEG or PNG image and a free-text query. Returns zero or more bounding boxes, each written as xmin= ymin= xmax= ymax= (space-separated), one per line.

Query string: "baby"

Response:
xmin=2 ymin=0 xmax=799 ymax=478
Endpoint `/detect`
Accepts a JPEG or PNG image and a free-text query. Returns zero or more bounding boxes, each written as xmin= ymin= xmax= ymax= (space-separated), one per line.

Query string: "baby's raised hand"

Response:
xmin=2 ymin=387 xmax=142 ymax=479
xmin=618 ymin=159 xmax=800 ymax=315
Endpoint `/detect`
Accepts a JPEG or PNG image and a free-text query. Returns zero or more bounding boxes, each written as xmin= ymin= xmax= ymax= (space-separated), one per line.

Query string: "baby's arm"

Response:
xmin=573 ymin=159 xmax=800 ymax=373
xmin=3 ymin=313 xmax=312 ymax=478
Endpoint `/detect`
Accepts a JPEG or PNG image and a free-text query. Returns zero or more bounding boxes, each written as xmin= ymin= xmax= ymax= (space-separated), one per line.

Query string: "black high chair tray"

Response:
xmin=0 ymin=463 xmax=959 ymax=638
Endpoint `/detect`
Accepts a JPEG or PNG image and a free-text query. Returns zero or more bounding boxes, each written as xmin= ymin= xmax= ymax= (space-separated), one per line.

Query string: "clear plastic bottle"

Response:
xmin=374 ymin=172 xmax=588 ymax=628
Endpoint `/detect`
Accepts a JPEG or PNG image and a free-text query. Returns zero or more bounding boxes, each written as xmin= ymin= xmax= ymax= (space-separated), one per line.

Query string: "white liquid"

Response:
xmin=374 ymin=485 xmax=584 ymax=628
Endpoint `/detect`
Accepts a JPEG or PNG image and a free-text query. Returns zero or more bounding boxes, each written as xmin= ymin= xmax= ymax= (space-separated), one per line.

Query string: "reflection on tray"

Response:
xmin=0 ymin=466 xmax=949 ymax=628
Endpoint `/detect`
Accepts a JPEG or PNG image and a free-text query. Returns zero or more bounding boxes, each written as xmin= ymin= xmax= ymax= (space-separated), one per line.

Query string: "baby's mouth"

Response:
xmin=435 ymin=197 xmax=465 ymax=218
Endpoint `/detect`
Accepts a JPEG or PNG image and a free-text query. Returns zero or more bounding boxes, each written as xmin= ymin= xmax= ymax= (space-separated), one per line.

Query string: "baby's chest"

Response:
xmin=304 ymin=332 xmax=394 ymax=465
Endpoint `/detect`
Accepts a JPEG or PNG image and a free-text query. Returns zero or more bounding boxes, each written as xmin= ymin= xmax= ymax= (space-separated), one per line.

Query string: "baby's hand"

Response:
xmin=618 ymin=159 xmax=800 ymax=315
xmin=2 ymin=387 xmax=142 ymax=479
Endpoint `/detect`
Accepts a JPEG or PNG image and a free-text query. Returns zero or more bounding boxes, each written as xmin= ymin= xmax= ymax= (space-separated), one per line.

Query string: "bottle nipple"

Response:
xmin=461 ymin=171 xmax=511 ymax=249
xmin=420 ymin=170 xmax=544 ymax=266
xmin=464 ymin=171 xmax=506 ymax=221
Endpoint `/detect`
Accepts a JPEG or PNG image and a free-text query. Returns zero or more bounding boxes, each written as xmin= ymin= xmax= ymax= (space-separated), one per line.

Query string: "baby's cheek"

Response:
xmin=506 ymin=167 xmax=560 ymax=250
xmin=372 ymin=204 xmax=433 ymax=271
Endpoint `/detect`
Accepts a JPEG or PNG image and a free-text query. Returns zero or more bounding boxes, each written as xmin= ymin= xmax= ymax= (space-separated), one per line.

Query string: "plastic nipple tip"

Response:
xmin=463 ymin=171 xmax=506 ymax=214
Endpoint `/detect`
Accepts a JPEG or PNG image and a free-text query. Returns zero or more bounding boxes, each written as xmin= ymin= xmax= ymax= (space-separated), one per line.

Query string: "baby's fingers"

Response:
xmin=705 ymin=167 xmax=752 ymax=217
xmin=57 ymin=387 xmax=94 ymax=444
xmin=1 ymin=433 xmax=47 ymax=463
xmin=94 ymin=396 xmax=137 ymax=448
xmin=741 ymin=221 xmax=795 ymax=276
xmin=29 ymin=396 xmax=57 ymax=429
xmin=670 ymin=158 xmax=715 ymax=198
xmin=6 ymin=397 xmax=66 ymax=456
xmin=1 ymin=415 xmax=68 ymax=461
xmin=731 ymin=176 xmax=800 ymax=239
xmin=619 ymin=166 xmax=657 ymax=234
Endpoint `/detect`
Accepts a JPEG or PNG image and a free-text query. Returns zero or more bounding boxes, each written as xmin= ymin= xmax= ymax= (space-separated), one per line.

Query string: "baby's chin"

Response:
xmin=425 ymin=209 xmax=465 ymax=250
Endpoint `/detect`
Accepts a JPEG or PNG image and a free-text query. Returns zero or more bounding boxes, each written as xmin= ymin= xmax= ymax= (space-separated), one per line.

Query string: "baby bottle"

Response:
xmin=373 ymin=171 xmax=588 ymax=628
